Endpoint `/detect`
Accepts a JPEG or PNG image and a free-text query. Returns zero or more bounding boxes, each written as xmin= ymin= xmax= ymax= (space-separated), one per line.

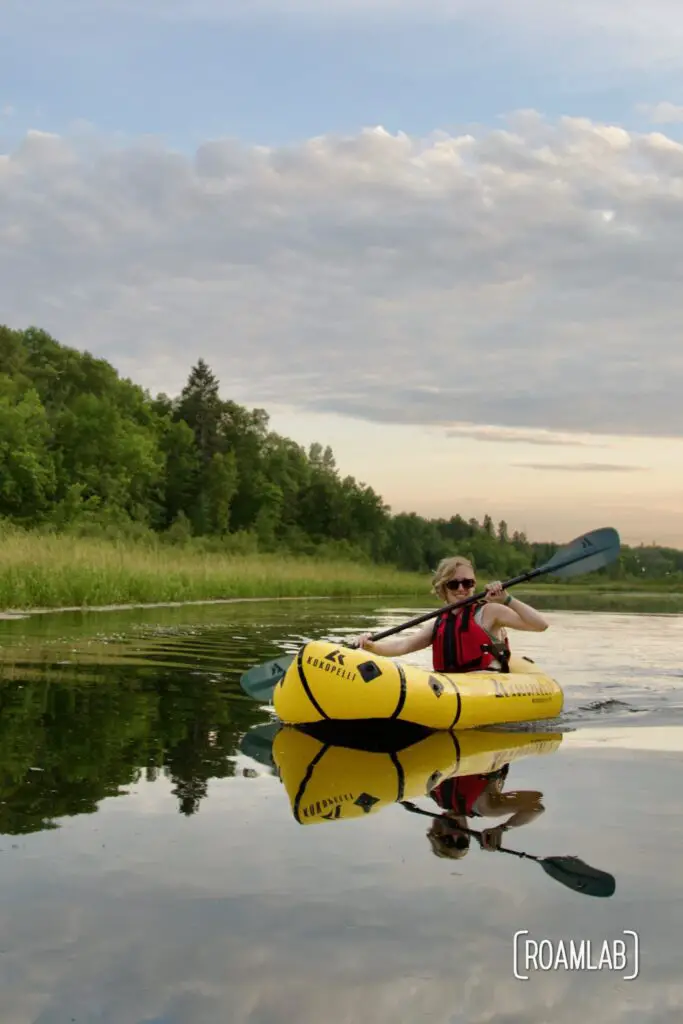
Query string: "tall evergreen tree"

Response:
xmin=175 ymin=359 xmax=223 ymax=464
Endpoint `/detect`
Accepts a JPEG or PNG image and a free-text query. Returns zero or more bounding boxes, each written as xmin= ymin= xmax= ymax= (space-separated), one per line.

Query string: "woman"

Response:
xmin=355 ymin=555 xmax=549 ymax=672
xmin=424 ymin=767 xmax=546 ymax=860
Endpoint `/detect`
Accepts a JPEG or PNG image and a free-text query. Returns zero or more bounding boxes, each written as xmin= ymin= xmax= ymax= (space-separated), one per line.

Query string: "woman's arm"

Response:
xmin=479 ymin=805 xmax=545 ymax=850
xmin=480 ymin=581 xmax=549 ymax=632
xmin=354 ymin=620 xmax=435 ymax=657
xmin=486 ymin=596 xmax=549 ymax=633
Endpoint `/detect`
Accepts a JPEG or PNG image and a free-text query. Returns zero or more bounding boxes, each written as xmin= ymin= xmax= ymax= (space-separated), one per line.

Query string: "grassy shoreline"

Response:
xmin=0 ymin=530 xmax=430 ymax=612
xmin=0 ymin=529 xmax=680 ymax=615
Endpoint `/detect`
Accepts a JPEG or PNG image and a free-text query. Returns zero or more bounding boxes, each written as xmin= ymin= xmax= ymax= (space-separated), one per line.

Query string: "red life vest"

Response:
xmin=430 ymin=774 xmax=491 ymax=816
xmin=431 ymin=604 xmax=510 ymax=673
xmin=430 ymin=763 xmax=510 ymax=817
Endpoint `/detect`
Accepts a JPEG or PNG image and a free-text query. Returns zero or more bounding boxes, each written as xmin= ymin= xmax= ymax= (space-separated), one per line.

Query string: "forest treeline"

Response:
xmin=1 ymin=323 xmax=680 ymax=582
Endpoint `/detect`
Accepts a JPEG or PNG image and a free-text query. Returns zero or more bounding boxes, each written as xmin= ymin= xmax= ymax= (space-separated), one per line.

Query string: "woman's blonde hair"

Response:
xmin=431 ymin=555 xmax=475 ymax=602
xmin=426 ymin=819 xmax=471 ymax=860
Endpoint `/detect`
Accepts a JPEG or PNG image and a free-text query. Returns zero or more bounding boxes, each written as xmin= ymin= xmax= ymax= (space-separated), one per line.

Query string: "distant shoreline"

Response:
xmin=2 ymin=583 xmax=681 ymax=620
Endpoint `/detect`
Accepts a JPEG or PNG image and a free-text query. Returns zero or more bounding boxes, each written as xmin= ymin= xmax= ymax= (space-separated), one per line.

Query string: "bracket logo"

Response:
xmin=324 ymin=649 xmax=346 ymax=665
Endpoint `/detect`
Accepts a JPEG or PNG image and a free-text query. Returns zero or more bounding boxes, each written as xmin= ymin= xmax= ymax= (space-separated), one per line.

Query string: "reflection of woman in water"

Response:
xmin=426 ymin=765 xmax=545 ymax=860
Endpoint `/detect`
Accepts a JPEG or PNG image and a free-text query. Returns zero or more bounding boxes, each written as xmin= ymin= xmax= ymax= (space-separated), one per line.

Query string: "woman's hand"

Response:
xmin=484 ymin=580 xmax=510 ymax=604
xmin=479 ymin=824 xmax=507 ymax=851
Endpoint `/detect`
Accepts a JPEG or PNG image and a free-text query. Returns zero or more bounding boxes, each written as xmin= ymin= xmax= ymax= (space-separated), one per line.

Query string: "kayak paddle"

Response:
xmin=400 ymin=800 xmax=616 ymax=898
xmin=239 ymin=525 xmax=620 ymax=702
xmin=239 ymin=721 xmax=280 ymax=769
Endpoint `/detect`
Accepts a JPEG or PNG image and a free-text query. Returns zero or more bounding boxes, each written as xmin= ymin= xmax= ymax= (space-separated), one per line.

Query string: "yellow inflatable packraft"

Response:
xmin=273 ymin=639 xmax=563 ymax=730
xmin=271 ymin=725 xmax=563 ymax=825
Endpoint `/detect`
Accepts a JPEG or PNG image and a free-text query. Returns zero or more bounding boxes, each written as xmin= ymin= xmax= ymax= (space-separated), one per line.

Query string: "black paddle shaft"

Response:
xmin=364 ymin=567 xmax=545 ymax=644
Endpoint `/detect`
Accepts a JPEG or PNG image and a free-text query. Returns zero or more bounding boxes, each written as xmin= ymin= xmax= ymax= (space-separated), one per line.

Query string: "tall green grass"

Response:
xmin=0 ymin=526 xmax=430 ymax=610
xmin=1 ymin=522 xmax=677 ymax=613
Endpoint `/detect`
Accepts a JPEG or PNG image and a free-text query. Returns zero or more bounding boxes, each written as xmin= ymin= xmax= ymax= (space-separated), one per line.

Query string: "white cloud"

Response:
xmin=637 ymin=102 xmax=683 ymax=123
xmin=2 ymin=114 xmax=683 ymax=438
xmin=444 ymin=425 xmax=605 ymax=446
xmin=516 ymin=462 xmax=648 ymax=472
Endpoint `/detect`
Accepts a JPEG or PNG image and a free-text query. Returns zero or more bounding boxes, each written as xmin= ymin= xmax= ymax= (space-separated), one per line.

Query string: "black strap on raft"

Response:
xmin=481 ymin=639 xmax=511 ymax=674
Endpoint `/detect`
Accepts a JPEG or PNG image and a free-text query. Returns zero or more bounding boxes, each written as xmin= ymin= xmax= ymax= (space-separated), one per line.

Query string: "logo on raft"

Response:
xmin=304 ymin=649 xmax=384 ymax=684
xmin=491 ymin=677 xmax=556 ymax=700
xmin=300 ymin=791 xmax=381 ymax=820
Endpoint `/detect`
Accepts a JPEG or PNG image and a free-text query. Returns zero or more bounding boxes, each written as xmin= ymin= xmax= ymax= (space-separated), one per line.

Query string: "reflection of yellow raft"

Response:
xmin=273 ymin=640 xmax=563 ymax=730
xmin=272 ymin=725 xmax=563 ymax=825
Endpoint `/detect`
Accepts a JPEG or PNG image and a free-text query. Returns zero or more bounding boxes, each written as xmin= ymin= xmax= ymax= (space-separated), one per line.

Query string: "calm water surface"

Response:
xmin=1 ymin=599 xmax=682 ymax=1023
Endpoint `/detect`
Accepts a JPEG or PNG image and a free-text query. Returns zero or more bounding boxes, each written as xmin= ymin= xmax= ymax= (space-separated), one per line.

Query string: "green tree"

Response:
xmin=203 ymin=450 xmax=239 ymax=535
xmin=158 ymin=418 xmax=201 ymax=528
xmin=54 ymin=393 xmax=163 ymax=519
xmin=0 ymin=379 xmax=56 ymax=518
xmin=175 ymin=358 xmax=223 ymax=464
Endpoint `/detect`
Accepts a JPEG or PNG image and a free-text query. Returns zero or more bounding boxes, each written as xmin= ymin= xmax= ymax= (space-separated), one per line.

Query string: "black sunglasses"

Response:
xmin=446 ymin=578 xmax=475 ymax=591
xmin=441 ymin=833 xmax=470 ymax=851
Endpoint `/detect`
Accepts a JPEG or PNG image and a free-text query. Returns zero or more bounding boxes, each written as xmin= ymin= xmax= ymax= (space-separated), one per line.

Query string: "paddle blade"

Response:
xmin=539 ymin=855 xmax=616 ymax=897
xmin=240 ymin=722 xmax=280 ymax=768
xmin=239 ymin=654 xmax=295 ymax=701
xmin=541 ymin=527 xmax=620 ymax=580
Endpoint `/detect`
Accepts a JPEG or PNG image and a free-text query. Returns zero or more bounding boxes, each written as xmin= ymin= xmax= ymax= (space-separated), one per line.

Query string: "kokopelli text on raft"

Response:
xmin=513 ymin=930 xmax=639 ymax=980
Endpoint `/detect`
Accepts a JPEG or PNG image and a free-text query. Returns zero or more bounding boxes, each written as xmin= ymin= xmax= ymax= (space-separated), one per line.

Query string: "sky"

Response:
xmin=3 ymin=1 xmax=683 ymax=546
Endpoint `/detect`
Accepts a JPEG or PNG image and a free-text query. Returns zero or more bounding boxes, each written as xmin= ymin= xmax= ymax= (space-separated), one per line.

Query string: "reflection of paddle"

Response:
xmin=239 ymin=722 xmax=280 ymax=769
xmin=400 ymin=800 xmax=615 ymax=898
xmin=239 ymin=526 xmax=621 ymax=702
